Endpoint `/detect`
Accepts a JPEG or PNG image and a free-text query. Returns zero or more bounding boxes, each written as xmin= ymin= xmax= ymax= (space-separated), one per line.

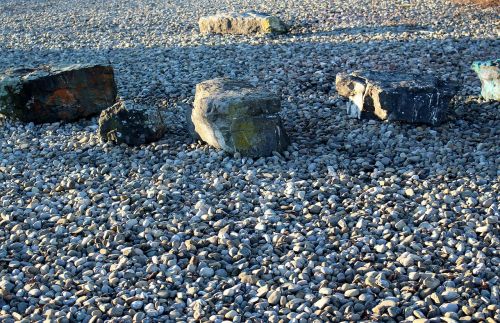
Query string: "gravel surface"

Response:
xmin=0 ymin=0 xmax=499 ymax=322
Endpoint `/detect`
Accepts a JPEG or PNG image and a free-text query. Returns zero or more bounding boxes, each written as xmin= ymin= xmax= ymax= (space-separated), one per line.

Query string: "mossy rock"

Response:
xmin=192 ymin=78 xmax=289 ymax=157
xmin=199 ymin=11 xmax=288 ymax=35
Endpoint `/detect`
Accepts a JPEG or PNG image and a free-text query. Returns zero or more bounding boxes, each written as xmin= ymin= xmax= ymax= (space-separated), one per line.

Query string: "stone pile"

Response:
xmin=199 ymin=11 xmax=288 ymax=35
xmin=190 ymin=78 xmax=289 ymax=157
xmin=0 ymin=64 xmax=117 ymax=123
xmin=336 ymin=70 xmax=457 ymax=125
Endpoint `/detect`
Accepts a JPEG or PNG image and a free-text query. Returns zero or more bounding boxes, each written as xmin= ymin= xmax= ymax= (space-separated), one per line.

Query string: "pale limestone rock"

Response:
xmin=199 ymin=11 xmax=287 ymax=35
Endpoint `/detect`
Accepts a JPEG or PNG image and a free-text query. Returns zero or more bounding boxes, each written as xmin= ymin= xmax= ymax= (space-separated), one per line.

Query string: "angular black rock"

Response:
xmin=0 ymin=64 xmax=117 ymax=123
xmin=98 ymin=100 xmax=166 ymax=146
xmin=336 ymin=70 xmax=457 ymax=125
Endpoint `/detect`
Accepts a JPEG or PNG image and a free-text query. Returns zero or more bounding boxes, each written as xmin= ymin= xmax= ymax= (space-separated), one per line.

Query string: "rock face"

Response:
xmin=471 ymin=59 xmax=499 ymax=101
xmin=336 ymin=71 xmax=457 ymax=125
xmin=191 ymin=78 xmax=289 ymax=157
xmin=199 ymin=11 xmax=288 ymax=35
xmin=0 ymin=64 xmax=117 ymax=123
xmin=98 ymin=100 xmax=166 ymax=146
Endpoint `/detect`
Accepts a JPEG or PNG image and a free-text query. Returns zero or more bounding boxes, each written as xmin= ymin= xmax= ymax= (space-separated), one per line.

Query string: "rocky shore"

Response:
xmin=0 ymin=0 xmax=498 ymax=322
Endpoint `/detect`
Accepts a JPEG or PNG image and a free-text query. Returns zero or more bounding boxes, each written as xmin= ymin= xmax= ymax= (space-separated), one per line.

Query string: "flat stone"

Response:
xmin=373 ymin=299 xmax=398 ymax=315
xmin=0 ymin=64 xmax=117 ymax=123
xmin=440 ymin=303 xmax=459 ymax=314
xmin=131 ymin=300 xmax=144 ymax=310
xmin=344 ymin=289 xmax=360 ymax=297
xmin=199 ymin=267 xmax=215 ymax=278
xmin=442 ymin=291 xmax=459 ymax=302
xmin=267 ymin=290 xmax=281 ymax=305
xmin=336 ymin=70 xmax=457 ymax=125
xmin=313 ymin=297 xmax=330 ymax=309
xmin=423 ymin=277 xmax=440 ymax=290
xmin=397 ymin=252 xmax=421 ymax=267
xmin=471 ymin=59 xmax=499 ymax=101
xmin=199 ymin=11 xmax=287 ymax=35
xmin=191 ymin=78 xmax=289 ymax=157
xmin=98 ymin=100 xmax=166 ymax=146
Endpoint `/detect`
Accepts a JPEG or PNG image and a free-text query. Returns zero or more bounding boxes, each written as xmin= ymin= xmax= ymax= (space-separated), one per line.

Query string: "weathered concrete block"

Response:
xmin=336 ymin=70 xmax=457 ymax=125
xmin=199 ymin=11 xmax=288 ymax=35
xmin=471 ymin=59 xmax=499 ymax=101
xmin=0 ymin=64 xmax=117 ymax=123
xmin=192 ymin=78 xmax=289 ymax=157
xmin=98 ymin=100 xmax=166 ymax=146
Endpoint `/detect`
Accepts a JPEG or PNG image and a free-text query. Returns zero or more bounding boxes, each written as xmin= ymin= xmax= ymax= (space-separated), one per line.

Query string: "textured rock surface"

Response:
xmin=98 ymin=100 xmax=166 ymax=146
xmin=192 ymin=78 xmax=289 ymax=157
xmin=199 ymin=11 xmax=287 ymax=34
xmin=336 ymin=71 xmax=457 ymax=125
xmin=471 ymin=59 xmax=499 ymax=101
xmin=0 ymin=64 xmax=117 ymax=123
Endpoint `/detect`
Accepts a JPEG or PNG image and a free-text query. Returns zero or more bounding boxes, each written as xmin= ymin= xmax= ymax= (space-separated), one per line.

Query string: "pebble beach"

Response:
xmin=0 ymin=0 xmax=499 ymax=322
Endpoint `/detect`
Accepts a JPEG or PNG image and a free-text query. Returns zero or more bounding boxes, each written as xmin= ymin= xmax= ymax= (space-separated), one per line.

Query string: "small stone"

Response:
xmin=255 ymin=223 xmax=266 ymax=231
xmin=405 ymin=188 xmax=415 ymax=197
xmin=199 ymin=267 xmax=215 ymax=278
xmin=121 ymin=247 xmax=134 ymax=256
xmin=423 ymin=277 xmax=440 ymax=290
xmin=344 ymin=289 xmax=360 ymax=297
xmin=442 ymin=291 xmax=459 ymax=302
xmin=440 ymin=303 xmax=459 ymax=314
xmin=373 ymin=299 xmax=398 ymax=315
xmin=319 ymin=287 xmax=333 ymax=295
xmin=397 ymin=252 xmax=421 ymax=267
xmin=313 ymin=297 xmax=330 ymax=309
xmin=267 ymin=290 xmax=281 ymax=305
xmin=257 ymin=285 xmax=269 ymax=298
xmin=225 ymin=310 xmax=238 ymax=319
xmin=131 ymin=300 xmax=143 ymax=310
xmin=238 ymin=272 xmax=258 ymax=284
xmin=108 ymin=305 xmax=124 ymax=317
xmin=387 ymin=306 xmax=401 ymax=317
xmin=309 ymin=204 xmax=322 ymax=214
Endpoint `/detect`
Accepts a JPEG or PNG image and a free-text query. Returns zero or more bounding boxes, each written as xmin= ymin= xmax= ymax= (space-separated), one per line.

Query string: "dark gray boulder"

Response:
xmin=191 ymin=78 xmax=289 ymax=157
xmin=336 ymin=70 xmax=457 ymax=125
xmin=98 ymin=100 xmax=166 ymax=146
xmin=0 ymin=64 xmax=117 ymax=123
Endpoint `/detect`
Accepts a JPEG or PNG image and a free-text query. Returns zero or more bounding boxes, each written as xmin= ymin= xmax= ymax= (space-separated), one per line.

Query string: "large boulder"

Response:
xmin=471 ymin=59 xmax=499 ymax=101
xmin=191 ymin=78 xmax=289 ymax=157
xmin=336 ymin=70 xmax=457 ymax=125
xmin=0 ymin=64 xmax=117 ymax=123
xmin=98 ymin=100 xmax=166 ymax=146
xmin=199 ymin=11 xmax=288 ymax=35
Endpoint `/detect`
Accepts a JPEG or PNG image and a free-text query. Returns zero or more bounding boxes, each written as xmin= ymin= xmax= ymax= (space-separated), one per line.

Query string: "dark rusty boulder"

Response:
xmin=0 ymin=64 xmax=117 ymax=123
